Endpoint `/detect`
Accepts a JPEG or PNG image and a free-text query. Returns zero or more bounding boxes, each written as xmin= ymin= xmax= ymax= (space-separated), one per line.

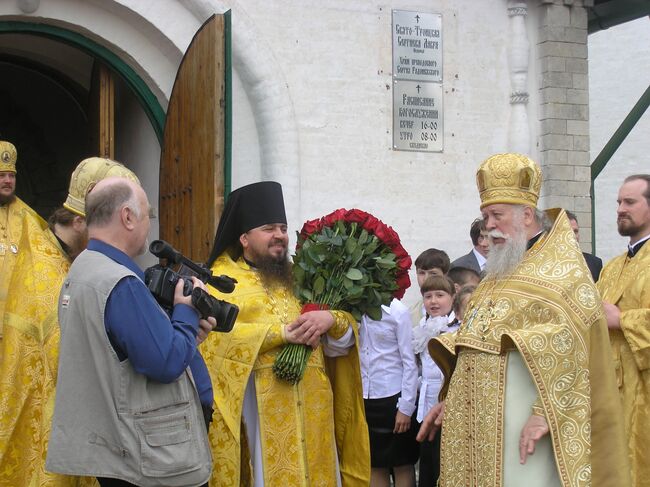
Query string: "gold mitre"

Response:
xmin=0 ymin=141 xmax=17 ymax=173
xmin=64 ymin=157 xmax=140 ymax=217
xmin=476 ymin=153 xmax=542 ymax=209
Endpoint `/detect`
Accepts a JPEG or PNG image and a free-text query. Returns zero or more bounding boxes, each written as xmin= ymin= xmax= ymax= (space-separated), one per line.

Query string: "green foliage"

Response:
xmin=275 ymin=219 xmax=402 ymax=384
xmin=291 ymin=223 xmax=399 ymax=321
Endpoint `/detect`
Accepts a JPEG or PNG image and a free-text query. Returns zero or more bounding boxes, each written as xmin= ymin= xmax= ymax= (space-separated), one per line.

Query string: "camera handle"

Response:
xmin=149 ymin=240 xmax=237 ymax=293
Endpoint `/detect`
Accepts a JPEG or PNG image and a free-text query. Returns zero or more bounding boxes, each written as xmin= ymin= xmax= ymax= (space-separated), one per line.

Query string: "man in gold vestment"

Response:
xmin=597 ymin=174 xmax=650 ymax=487
xmin=0 ymin=141 xmax=48 ymax=357
xmin=0 ymin=158 xmax=139 ymax=486
xmin=418 ymin=154 xmax=629 ymax=487
xmin=200 ymin=181 xmax=370 ymax=486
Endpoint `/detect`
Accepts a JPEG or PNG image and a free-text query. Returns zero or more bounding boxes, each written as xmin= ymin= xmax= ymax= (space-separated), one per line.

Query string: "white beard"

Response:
xmin=484 ymin=228 xmax=528 ymax=278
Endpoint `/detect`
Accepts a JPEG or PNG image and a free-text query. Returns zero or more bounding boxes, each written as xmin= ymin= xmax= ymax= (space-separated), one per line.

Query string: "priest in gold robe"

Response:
xmin=0 ymin=141 xmax=48 ymax=358
xmin=200 ymin=181 xmax=370 ymax=486
xmin=0 ymin=158 xmax=139 ymax=486
xmin=418 ymin=153 xmax=629 ymax=487
xmin=597 ymin=174 xmax=650 ymax=487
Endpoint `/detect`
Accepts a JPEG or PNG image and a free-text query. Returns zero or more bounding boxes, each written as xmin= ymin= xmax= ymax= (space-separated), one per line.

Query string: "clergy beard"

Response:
xmin=68 ymin=231 xmax=89 ymax=261
xmin=617 ymin=216 xmax=644 ymax=237
xmin=251 ymin=250 xmax=293 ymax=288
xmin=484 ymin=226 xmax=528 ymax=278
xmin=0 ymin=193 xmax=16 ymax=206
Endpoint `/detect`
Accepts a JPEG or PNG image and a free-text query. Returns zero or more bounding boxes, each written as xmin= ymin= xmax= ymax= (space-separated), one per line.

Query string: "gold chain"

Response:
xmin=464 ymin=275 xmax=511 ymax=341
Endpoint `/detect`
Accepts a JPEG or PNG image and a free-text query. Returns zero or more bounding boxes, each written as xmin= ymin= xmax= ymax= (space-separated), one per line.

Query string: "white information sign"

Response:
xmin=392 ymin=10 xmax=442 ymax=82
xmin=393 ymin=81 xmax=443 ymax=152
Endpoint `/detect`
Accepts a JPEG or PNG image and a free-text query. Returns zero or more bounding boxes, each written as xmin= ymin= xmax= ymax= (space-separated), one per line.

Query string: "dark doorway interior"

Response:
xmin=0 ymin=40 xmax=92 ymax=218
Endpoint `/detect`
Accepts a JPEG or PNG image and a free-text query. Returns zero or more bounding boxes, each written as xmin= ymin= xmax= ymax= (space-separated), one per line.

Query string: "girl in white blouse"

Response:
xmin=412 ymin=275 xmax=456 ymax=487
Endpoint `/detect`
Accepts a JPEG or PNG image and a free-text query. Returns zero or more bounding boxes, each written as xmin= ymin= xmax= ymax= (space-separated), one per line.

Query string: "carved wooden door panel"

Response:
xmin=159 ymin=14 xmax=227 ymax=262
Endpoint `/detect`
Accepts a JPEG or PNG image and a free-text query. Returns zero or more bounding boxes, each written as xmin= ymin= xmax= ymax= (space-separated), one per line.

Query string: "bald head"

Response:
xmin=86 ymin=177 xmax=143 ymax=228
xmin=86 ymin=177 xmax=151 ymax=257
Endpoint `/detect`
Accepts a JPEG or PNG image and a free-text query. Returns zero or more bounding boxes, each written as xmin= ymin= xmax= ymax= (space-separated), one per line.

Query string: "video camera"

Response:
xmin=144 ymin=240 xmax=238 ymax=333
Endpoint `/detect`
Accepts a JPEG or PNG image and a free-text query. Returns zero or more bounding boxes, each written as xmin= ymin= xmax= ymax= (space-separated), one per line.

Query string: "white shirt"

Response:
xmin=359 ymin=298 xmax=418 ymax=416
xmin=415 ymin=314 xmax=457 ymax=422
xmin=472 ymin=247 xmax=487 ymax=271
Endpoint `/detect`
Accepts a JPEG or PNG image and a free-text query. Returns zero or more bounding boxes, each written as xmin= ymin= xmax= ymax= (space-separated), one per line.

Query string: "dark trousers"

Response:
xmin=418 ymin=430 xmax=441 ymax=486
xmin=97 ymin=405 xmax=213 ymax=487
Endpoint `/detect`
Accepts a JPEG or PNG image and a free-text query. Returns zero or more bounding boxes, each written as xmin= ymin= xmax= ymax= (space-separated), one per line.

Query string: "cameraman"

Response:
xmin=46 ymin=177 xmax=212 ymax=487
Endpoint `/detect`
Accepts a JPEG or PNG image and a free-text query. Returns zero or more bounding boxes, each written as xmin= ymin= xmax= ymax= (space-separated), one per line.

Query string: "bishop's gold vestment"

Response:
xmin=430 ymin=209 xmax=629 ymax=487
xmin=0 ymin=211 xmax=95 ymax=486
xmin=0 ymin=197 xmax=46 ymax=352
xmin=200 ymin=253 xmax=370 ymax=487
xmin=597 ymin=239 xmax=650 ymax=487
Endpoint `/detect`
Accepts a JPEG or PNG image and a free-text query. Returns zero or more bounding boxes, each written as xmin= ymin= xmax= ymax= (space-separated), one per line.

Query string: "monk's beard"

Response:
xmin=252 ymin=249 xmax=294 ymax=288
xmin=0 ymin=193 xmax=16 ymax=206
xmin=484 ymin=226 xmax=527 ymax=278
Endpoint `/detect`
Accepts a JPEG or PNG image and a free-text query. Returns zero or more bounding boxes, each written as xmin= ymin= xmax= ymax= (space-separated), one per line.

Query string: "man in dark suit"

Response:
xmin=450 ymin=218 xmax=488 ymax=274
xmin=567 ymin=210 xmax=602 ymax=282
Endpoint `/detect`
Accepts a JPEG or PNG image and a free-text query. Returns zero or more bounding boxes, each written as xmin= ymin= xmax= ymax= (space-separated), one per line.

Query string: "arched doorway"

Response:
xmin=0 ymin=22 xmax=164 ymax=222
xmin=1 ymin=14 xmax=230 ymax=263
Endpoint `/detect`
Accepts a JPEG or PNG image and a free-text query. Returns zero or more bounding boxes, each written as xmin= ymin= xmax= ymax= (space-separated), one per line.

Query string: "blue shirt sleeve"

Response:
xmin=105 ymin=275 xmax=201 ymax=383
xmin=189 ymin=351 xmax=214 ymax=407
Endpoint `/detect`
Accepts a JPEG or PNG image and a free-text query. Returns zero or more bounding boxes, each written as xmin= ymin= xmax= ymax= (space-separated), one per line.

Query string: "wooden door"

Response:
xmin=159 ymin=14 xmax=227 ymax=262
xmin=89 ymin=61 xmax=115 ymax=159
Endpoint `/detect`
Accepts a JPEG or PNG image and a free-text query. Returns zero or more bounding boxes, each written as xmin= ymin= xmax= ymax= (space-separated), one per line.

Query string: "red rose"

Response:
xmin=344 ymin=209 xmax=370 ymax=224
xmin=373 ymin=224 xmax=396 ymax=247
xmin=393 ymin=245 xmax=409 ymax=260
xmin=396 ymin=253 xmax=412 ymax=271
xmin=394 ymin=273 xmax=411 ymax=298
xmin=322 ymin=208 xmax=347 ymax=227
xmin=362 ymin=215 xmax=380 ymax=233
xmin=300 ymin=218 xmax=323 ymax=237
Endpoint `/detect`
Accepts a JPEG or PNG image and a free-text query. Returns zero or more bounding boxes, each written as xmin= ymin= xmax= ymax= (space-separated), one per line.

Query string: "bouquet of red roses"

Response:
xmin=272 ymin=208 xmax=411 ymax=383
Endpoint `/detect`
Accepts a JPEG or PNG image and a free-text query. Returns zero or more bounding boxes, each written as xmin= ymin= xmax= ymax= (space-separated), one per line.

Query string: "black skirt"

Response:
xmin=364 ymin=393 xmax=419 ymax=468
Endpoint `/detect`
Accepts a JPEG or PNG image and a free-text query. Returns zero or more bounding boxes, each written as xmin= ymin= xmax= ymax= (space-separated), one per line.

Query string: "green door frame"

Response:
xmin=0 ymin=18 xmax=232 ymax=197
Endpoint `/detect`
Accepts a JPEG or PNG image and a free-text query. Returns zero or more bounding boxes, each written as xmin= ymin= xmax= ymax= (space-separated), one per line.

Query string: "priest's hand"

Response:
xmin=416 ymin=401 xmax=444 ymax=442
xmin=603 ymin=302 xmax=621 ymax=329
xmin=287 ymin=310 xmax=335 ymax=348
xmin=196 ymin=317 xmax=216 ymax=345
xmin=519 ymin=414 xmax=549 ymax=464
xmin=394 ymin=411 xmax=411 ymax=434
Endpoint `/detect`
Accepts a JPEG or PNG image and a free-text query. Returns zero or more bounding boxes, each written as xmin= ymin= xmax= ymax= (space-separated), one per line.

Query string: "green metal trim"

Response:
xmin=224 ymin=10 xmax=233 ymax=200
xmin=0 ymin=20 xmax=165 ymax=143
xmin=590 ymin=83 xmax=650 ymax=252
xmin=591 ymin=84 xmax=650 ymax=180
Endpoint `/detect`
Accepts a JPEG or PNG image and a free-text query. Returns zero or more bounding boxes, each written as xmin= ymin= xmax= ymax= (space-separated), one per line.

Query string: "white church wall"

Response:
xmin=2 ymin=0 xmax=556 ymax=309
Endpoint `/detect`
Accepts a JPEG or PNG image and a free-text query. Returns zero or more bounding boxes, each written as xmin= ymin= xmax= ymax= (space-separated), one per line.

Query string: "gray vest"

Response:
xmin=46 ymin=249 xmax=211 ymax=486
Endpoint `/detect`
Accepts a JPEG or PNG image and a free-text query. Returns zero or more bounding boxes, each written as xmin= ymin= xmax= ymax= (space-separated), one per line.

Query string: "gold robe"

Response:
xmin=430 ymin=209 xmax=630 ymax=487
xmin=0 ymin=197 xmax=47 ymax=351
xmin=597 ymin=240 xmax=650 ymax=486
xmin=0 ymin=211 xmax=95 ymax=486
xmin=200 ymin=253 xmax=370 ymax=486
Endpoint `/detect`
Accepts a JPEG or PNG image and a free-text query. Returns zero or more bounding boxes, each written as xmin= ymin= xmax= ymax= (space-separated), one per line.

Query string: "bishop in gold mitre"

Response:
xmin=418 ymin=153 xmax=630 ymax=487
xmin=0 ymin=141 xmax=48 ymax=353
xmin=200 ymin=181 xmax=370 ymax=487
xmin=0 ymin=157 xmax=139 ymax=487
xmin=597 ymin=174 xmax=650 ymax=487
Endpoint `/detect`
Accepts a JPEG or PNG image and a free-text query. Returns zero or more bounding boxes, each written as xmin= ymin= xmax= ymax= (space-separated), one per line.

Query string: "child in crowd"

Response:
xmin=409 ymin=248 xmax=450 ymax=326
xmin=447 ymin=266 xmax=481 ymax=293
xmin=359 ymin=298 xmax=419 ymax=487
xmin=411 ymin=275 xmax=456 ymax=487
xmin=449 ymin=284 xmax=476 ymax=328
